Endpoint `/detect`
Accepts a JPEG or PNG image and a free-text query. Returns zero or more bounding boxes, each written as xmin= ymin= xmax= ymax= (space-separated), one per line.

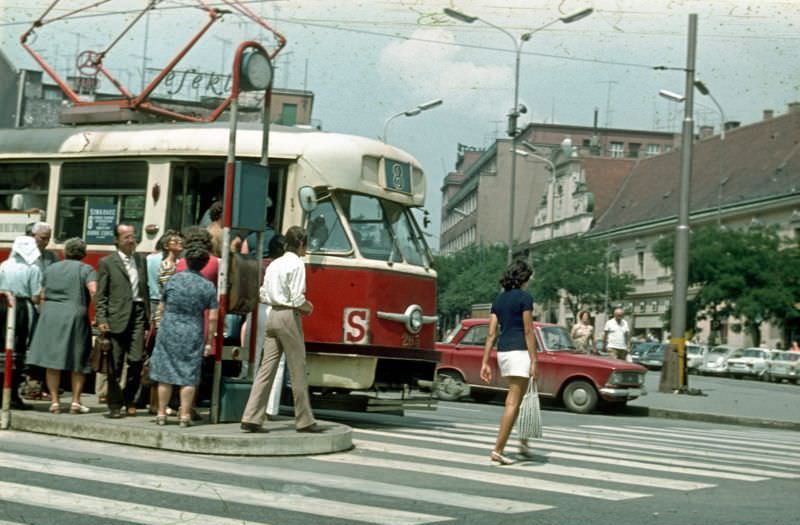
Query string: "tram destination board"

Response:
xmin=85 ymin=199 xmax=118 ymax=244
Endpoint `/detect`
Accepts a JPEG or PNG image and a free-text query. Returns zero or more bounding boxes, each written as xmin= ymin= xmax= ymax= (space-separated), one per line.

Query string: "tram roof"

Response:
xmin=0 ymin=122 xmax=425 ymax=205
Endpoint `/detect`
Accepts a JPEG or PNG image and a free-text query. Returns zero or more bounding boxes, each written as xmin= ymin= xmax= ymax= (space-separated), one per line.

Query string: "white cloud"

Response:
xmin=378 ymin=28 xmax=513 ymax=116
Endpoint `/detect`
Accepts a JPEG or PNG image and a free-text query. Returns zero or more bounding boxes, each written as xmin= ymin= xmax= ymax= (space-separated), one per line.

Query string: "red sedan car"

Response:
xmin=434 ymin=318 xmax=647 ymax=413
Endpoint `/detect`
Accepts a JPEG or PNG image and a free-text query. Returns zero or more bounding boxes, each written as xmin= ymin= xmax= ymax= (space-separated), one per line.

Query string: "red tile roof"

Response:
xmin=593 ymin=110 xmax=800 ymax=233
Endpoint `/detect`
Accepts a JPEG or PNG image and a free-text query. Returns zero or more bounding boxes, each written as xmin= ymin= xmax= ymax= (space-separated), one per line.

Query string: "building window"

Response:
xmin=609 ymin=142 xmax=624 ymax=158
xmin=637 ymin=251 xmax=645 ymax=276
xmin=645 ymin=144 xmax=661 ymax=157
xmin=280 ymin=103 xmax=298 ymax=126
xmin=638 ymin=302 xmax=647 ymax=313
xmin=628 ymin=143 xmax=641 ymax=158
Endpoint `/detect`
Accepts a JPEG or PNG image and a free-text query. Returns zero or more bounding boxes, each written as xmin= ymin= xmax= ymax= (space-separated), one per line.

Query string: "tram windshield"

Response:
xmin=307 ymin=191 xmax=431 ymax=267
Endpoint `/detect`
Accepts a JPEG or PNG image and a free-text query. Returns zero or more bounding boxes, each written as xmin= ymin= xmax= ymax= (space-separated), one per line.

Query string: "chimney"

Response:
xmin=699 ymin=125 xmax=714 ymax=139
xmin=724 ymin=121 xmax=740 ymax=131
xmin=763 ymin=109 xmax=774 ymax=120
xmin=788 ymin=102 xmax=800 ymax=114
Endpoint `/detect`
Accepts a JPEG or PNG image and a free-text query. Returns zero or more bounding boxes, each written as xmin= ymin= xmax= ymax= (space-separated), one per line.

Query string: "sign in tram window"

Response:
xmin=85 ymin=199 xmax=118 ymax=244
xmin=56 ymin=161 xmax=147 ymax=242
xmin=383 ymin=159 xmax=412 ymax=194
xmin=0 ymin=163 xmax=50 ymax=216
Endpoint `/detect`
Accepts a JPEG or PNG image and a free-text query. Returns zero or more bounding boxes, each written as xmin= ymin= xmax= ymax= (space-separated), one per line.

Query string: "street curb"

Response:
xmin=9 ymin=411 xmax=353 ymax=456
xmin=645 ymin=407 xmax=800 ymax=432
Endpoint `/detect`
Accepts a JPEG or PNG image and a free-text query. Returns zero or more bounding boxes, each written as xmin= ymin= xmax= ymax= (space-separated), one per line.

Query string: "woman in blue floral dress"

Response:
xmin=149 ymin=228 xmax=218 ymax=427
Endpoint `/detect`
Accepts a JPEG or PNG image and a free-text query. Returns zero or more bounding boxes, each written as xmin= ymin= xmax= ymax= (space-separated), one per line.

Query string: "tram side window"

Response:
xmin=307 ymin=197 xmax=351 ymax=253
xmin=0 ymin=163 xmax=50 ymax=216
xmin=56 ymin=161 xmax=147 ymax=242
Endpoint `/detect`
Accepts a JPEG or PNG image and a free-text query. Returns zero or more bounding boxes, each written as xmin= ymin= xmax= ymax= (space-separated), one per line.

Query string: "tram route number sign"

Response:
xmin=344 ymin=308 xmax=370 ymax=345
xmin=384 ymin=159 xmax=412 ymax=195
xmin=85 ymin=200 xmax=118 ymax=244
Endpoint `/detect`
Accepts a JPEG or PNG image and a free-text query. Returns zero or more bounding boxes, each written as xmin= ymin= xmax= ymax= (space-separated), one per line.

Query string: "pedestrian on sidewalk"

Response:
xmin=0 ymin=235 xmax=43 ymax=410
xmin=26 ymin=238 xmax=96 ymax=414
xmin=240 ymin=226 xmax=321 ymax=434
xmin=603 ymin=307 xmax=630 ymax=360
xmin=480 ymin=260 xmax=539 ymax=465
xmin=571 ymin=310 xmax=595 ymax=354
xmin=148 ymin=229 xmax=218 ymax=428
xmin=790 ymin=341 xmax=800 ymax=353
xmin=95 ymin=224 xmax=150 ymax=419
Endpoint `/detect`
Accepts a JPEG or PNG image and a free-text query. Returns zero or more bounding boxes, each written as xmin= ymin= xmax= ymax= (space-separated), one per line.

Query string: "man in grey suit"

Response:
xmin=95 ymin=224 xmax=150 ymax=418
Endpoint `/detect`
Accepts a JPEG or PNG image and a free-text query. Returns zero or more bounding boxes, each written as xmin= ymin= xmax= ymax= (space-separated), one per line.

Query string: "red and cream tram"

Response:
xmin=0 ymin=122 xmax=439 ymax=411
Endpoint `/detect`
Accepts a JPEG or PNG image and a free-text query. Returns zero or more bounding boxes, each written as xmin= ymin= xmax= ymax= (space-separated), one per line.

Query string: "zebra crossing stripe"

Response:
xmin=313 ymin=452 xmax=648 ymax=501
xmin=415 ymin=423 xmax=800 ymax=477
xmin=670 ymin=426 xmax=800 ymax=445
xmin=0 ymin=481 xmax=269 ymax=525
xmin=542 ymin=427 xmax=800 ymax=467
xmin=2 ymin=436 xmax=549 ymax=515
xmin=353 ymin=439 xmax=715 ymax=491
xmin=565 ymin=425 xmax=800 ymax=459
xmin=355 ymin=428 xmax=782 ymax=481
xmin=583 ymin=425 xmax=800 ymax=453
xmin=0 ymin=451 xmax=450 ymax=525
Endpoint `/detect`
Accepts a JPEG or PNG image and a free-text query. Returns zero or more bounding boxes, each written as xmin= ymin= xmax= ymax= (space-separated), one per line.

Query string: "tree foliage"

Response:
xmin=433 ymin=244 xmax=508 ymax=320
xmin=529 ymin=236 xmax=636 ymax=320
xmin=652 ymin=225 xmax=800 ymax=345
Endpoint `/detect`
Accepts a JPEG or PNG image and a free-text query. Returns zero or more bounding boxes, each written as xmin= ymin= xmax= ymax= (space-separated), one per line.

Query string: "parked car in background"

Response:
xmin=639 ymin=344 xmax=666 ymax=370
xmin=726 ymin=347 xmax=773 ymax=380
xmin=686 ymin=344 xmax=708 ymax=374
xmin=434 ymin=319 xmax=648 ymax=414
xmin=698 ymin=345 xmax=743 ymax=376
xmin=767 ymin=351 xmax=800 ymax=383
xmin=631 ymin=342 xmax=661 ymax=365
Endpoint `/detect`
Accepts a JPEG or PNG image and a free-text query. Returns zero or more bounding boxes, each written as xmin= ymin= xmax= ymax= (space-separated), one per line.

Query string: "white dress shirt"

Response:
xmin=259 ymin=251 xmax=306 ymax=308
xmin=118 ymin=250 xmax=142 ymax=301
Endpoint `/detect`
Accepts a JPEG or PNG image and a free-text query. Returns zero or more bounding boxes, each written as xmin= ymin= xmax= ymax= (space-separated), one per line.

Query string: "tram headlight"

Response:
xmin=407 ymin=305 xmax=424 ymax=334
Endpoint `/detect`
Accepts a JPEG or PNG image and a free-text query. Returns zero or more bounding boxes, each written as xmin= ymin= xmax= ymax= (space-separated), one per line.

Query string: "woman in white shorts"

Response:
xmin=480 ymin=260 xmax=539 ymax=465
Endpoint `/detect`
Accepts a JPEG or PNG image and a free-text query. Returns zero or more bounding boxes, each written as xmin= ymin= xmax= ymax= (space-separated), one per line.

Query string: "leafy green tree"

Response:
xmin=652 ymin=225 xmax=800 ymax=345
xmin=529 ymin=236 xmax=636 ymax=321
xmin=433 ymin=244 xmax=507 ymax=322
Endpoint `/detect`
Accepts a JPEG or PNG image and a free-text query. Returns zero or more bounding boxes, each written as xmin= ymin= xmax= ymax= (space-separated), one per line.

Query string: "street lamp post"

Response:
xmin=382 ymin=99 xmax=443 ymax=143
xmin=662 ymin=14 xmax=698 ymax=393
xmin=443 ymin=6 xmax=593 ymax=264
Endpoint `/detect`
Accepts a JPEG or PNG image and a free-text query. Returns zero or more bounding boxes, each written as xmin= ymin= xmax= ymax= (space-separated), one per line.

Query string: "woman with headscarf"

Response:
xmin=26 ymin=238 xmax=96 ymax=414
xmin=0 ymin=235 xmax=43 ymax=410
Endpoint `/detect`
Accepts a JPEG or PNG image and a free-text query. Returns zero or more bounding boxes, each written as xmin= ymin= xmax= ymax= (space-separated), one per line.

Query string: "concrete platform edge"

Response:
xmin=7 ymin=412 xmax=353 ymax=456
xmin=646 ymin=407 xmax=800 ymax=432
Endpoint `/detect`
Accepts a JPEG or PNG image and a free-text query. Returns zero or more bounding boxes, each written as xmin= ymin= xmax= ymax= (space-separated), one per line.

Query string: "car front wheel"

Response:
xmin=433 ymin=370 xmax=468 ymax=401
xmin=562 ymin=380 xmax=598 ymax=414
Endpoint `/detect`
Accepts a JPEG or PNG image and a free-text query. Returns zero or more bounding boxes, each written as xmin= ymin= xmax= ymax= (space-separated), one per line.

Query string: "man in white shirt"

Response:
xmin=603 ymin=307 xmax=630 ymax=360
xmin=240 ymin=226 xmax=321 ymax=433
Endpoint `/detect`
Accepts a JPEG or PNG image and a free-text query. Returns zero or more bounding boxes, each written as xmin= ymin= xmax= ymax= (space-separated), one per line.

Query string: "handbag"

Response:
xmin=89 ymin=334 xmax=112 ymax=374
xmin=517 ymin=380 xmax=543 ymax=439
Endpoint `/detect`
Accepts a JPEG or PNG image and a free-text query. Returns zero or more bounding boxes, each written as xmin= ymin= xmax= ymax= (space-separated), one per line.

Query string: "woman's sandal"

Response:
xmin=519 ymin=439 xmax=536 ymax=458
xmin=70 ymin=403 xmax=90 ymax=414
xmin=179 ymin=416 xmax=192 ymax=428
xmin=490 ymin=450 xmax=515 ymax=465
xmin=49 ymin=402 xmax=61 ymax=414
xmin=155 ymin=415 xmax=167 ymax=426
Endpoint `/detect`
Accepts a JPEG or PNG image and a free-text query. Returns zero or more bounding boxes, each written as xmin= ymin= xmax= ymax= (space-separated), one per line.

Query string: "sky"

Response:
xmin=1 ymin=0 xmax=798 ymax=249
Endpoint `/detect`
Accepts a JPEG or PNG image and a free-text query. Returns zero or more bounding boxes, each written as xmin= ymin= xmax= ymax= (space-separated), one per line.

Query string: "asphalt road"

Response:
xmin=0 ymin=399 xmax=797 ymax=525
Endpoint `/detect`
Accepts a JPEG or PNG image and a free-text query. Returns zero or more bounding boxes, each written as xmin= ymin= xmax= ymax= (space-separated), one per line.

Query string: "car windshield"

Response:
xmin=686 ymin=345 xmax=703 ymax=356
xmin=645 ymin=346 xmax=665 ymax=357
xmin=633 ymin=342 xmax=659 ymax=354
xmin=742 ymin=349 xmax=766 ymax=358
xmin=710 ymin=347 xmax=730 ymax=355
xmin=539 ymin=326 xmax=577 ymax=351
xmin=443 ymin=322 xmax=462 ymax=344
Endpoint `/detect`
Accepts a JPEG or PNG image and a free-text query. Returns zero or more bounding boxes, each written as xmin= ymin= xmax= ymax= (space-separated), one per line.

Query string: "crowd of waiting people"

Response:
xmin=1 ymin=217 xmax=322 ymax=433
